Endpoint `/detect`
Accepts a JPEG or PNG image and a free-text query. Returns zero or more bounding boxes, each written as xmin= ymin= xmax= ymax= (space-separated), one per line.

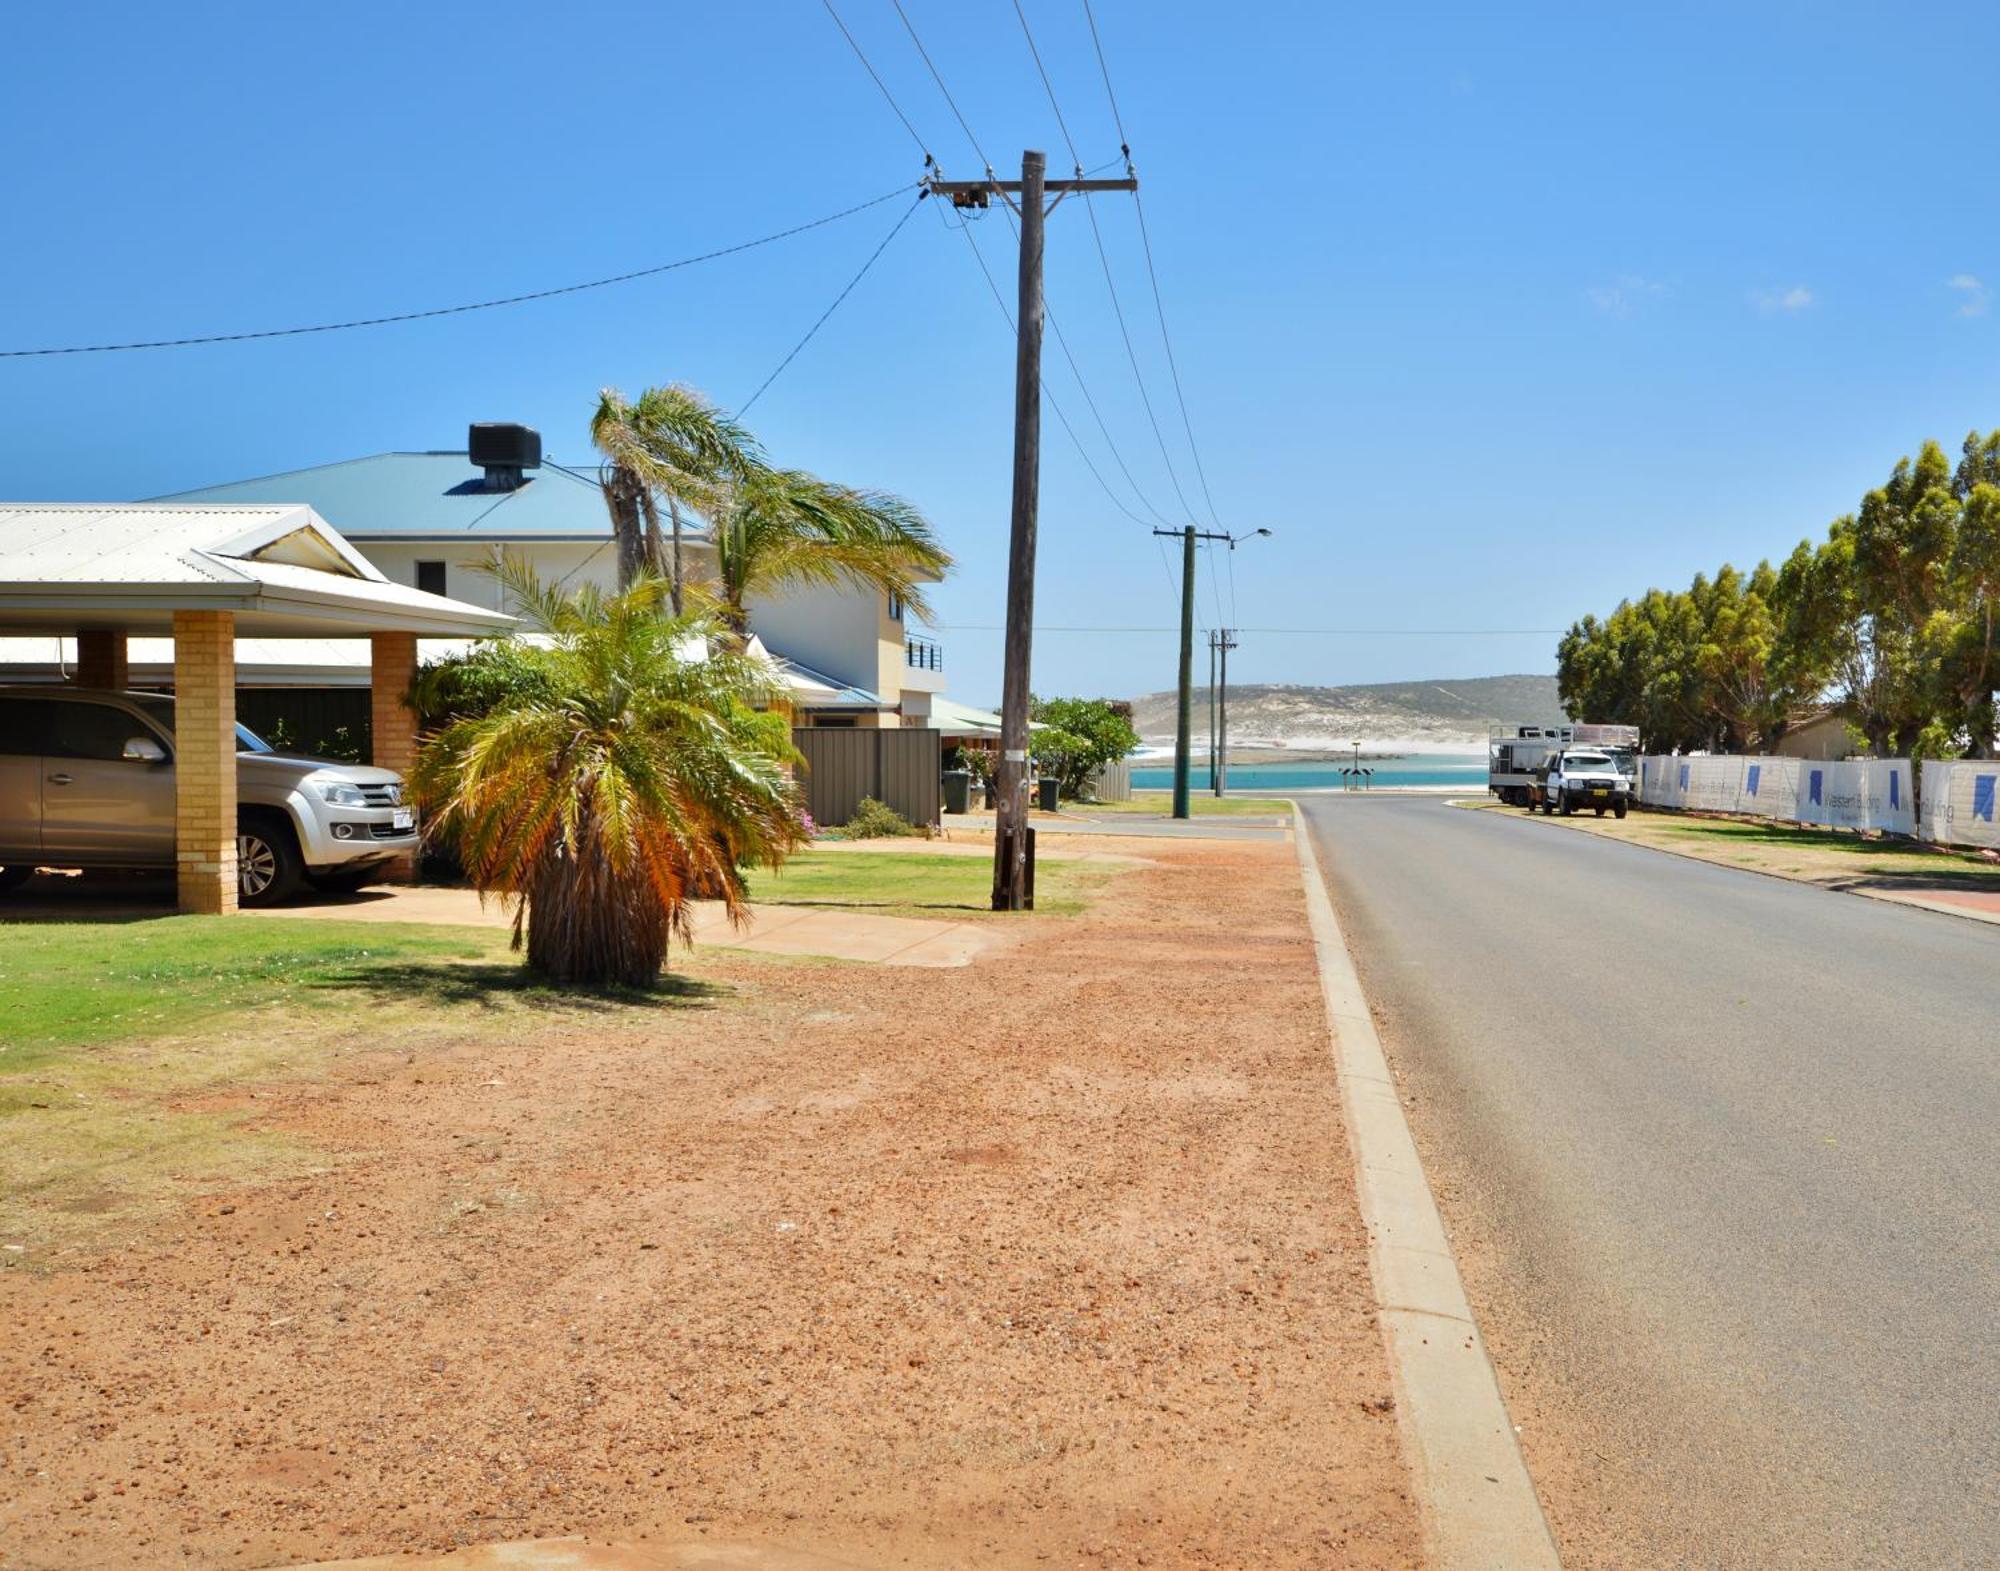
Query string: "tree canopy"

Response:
xmin=1558 ymin=430 xmax=2000 ymax=758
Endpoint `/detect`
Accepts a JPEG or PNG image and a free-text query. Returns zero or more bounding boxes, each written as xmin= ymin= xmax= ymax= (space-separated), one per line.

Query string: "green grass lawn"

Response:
xmin=1639 ymin=813 xmax=2000 ymax=884
xmin=1071 ymin=793 xmax=1293 ymax=818
xmin=748 ymin=848 xmax=1107 ymax=916
xmin=0 ymin=916 xmax=716 ymax=1256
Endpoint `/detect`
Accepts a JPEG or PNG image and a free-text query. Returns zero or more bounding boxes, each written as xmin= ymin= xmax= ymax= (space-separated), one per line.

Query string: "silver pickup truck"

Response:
xmin=0 ymin=687 xmax=417 ymax=906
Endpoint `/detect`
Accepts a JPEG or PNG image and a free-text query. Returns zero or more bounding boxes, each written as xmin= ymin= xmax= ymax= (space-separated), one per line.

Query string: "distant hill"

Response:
xmin=1127 ymin=674 xmax=1564 ymax=749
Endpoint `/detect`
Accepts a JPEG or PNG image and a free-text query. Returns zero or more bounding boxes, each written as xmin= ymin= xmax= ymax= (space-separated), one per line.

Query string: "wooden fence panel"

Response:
xmin=1084 ymin=757 xmax=1133 ymax=802
xmin=792 ymin=727 xmax=941 ymax=828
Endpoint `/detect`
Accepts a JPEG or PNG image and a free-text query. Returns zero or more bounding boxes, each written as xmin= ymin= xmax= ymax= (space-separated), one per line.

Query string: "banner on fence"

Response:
xmin=1636 ymin=753 xmax=1910 ymax=834
xmin=1793 ymin=759 xmax=1912 ymax=834
xmin=1920 ymin=760 xmax=2000 ymax=849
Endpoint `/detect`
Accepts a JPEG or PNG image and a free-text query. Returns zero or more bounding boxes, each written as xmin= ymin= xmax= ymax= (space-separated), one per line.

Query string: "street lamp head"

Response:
xmin=1253 ymin=527 xmax=1273 ymax=537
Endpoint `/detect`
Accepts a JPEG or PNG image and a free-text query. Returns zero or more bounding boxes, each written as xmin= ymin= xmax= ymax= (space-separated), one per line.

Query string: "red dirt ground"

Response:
xmin=0 ymin=834 xmax=1420 ymax=1570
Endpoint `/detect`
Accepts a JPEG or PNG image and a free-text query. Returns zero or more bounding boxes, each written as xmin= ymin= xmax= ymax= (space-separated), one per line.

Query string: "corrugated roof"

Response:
xmin=930 ymin=696 xmax=1006 ymax=736
xmin=743 ymin=634 xmax=882 ymax=710
xmin=157 ymin=451 xmax=708 ymax=543
xmin=0 ymin=504 xmax=516 ymax=638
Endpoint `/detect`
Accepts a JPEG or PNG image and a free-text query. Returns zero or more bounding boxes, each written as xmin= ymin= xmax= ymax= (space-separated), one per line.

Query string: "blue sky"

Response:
xmin=3 ymin=1 xmax=1995 ymax=708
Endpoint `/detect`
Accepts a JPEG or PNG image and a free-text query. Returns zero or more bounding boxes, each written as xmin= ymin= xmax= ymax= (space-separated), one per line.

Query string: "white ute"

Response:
xmin=1534 ymin=748 xmax=1631 ymax=818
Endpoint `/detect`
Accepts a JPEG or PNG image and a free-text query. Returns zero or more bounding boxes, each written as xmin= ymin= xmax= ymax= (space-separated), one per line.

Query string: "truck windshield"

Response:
xmin=127 ymin=693 xmax=275 ymax=754
xmin=1565 ymin=754 xmax=1612 ymax=770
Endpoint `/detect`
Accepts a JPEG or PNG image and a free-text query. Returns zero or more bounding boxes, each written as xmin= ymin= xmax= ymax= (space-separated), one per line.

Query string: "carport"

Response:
xmin=0 ymin=504 xmax=514 ymax=914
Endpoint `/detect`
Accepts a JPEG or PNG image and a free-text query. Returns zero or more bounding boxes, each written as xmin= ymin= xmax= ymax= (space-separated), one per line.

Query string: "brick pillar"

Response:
xmin=76 ymin=629 xmax=128 ymax=690
xmin=370 ymin=632 xmax=419 ymax=883
xmin=173 ymin=610 xmax=238 ymax=915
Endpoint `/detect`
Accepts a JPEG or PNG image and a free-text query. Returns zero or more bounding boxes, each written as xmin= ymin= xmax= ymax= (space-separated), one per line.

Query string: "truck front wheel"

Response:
xmin=1614 ymin=800 xmax=1629 ymax=820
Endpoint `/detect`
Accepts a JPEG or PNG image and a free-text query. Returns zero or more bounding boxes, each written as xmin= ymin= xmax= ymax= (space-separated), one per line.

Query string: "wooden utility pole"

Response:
xmin=1214 ymin=628 xmax=1239 ymax=796
xmin=932 ymin=153 xmax=1138 ymax=910
xmin=1155 ymin=525 xmax=1236 ymax=818
xmin=1207 ymin=630 xmax=1220 ymax=792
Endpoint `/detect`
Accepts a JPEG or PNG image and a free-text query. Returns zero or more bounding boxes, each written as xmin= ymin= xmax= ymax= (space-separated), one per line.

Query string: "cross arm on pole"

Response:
xmin=931 ymin=176 xmax=1137 ymax=213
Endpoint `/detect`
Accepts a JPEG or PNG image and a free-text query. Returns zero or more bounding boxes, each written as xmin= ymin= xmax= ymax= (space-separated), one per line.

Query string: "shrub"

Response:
xmin=844 ymin=796 xmax=922 ymax=839
xmin=1028 ymin=696 xmax=1140 ymax=800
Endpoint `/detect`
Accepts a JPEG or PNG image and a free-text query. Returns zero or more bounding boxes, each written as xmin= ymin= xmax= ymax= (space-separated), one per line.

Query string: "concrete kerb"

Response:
xmin=1286 ymin=800 xmax=1561 ymax=1570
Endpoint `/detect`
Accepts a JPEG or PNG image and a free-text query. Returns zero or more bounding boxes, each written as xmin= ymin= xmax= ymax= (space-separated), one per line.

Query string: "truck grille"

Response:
xmin=359 ymin=783 xmax=402 ymax=808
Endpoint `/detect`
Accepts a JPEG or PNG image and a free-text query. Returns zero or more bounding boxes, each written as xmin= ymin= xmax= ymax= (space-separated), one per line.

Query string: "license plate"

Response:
xmin=1591 ymin=788 xmax=1609 ymax=798
xmin=392 ymin=808 xmax=414 ymax=831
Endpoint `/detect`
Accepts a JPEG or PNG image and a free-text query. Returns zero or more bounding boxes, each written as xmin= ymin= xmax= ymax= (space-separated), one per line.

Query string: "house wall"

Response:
xmin=1772 ymin=714 xmax=1866 ymax=760
xmin=746 ymin=581 xmax=907 ymax=705
xmin=357 ymin=540 xmax=627 ymax=610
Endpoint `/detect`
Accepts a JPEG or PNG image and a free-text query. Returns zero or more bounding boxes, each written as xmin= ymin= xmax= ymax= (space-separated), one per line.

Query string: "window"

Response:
xmin=0 ymin=698 xmax=48 ymax=757
xmin=888 ymin=593 xmax=904 ymax=622
xmin=416 ymin=560 xmax=448 ymax=597
xmin=45 ymin=701 xmax=154 ymax=761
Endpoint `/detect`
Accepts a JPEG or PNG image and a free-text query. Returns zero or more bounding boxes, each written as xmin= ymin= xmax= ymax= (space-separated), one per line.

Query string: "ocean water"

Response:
xmin=1129 ymin=755 xmax=1487 ymax=792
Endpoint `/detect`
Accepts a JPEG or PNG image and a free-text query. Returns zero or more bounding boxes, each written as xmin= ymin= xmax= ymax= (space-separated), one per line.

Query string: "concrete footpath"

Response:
xmin=291 ymin=1536 xmax=868 ymax=1570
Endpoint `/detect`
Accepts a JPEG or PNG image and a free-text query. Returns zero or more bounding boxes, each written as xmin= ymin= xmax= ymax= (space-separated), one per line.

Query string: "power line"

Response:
xmin=0 ymin=183 xmax=921 ymax=358
xmin=740 ymin=190 xmax=926 ymax=414
xmin=1011 ymin=0 xmax=1084 ymax=167
xmin=938 ymin=198 xmax=1178 ymax=606
xmin=936 ymin=624 xmax=1568 ymax=635
xmin=891 ymin=0 xmax=994 ymax=169
xmin=1080 ymin=0 xmax=1226 ymax=528
xmin=971 ymin=192 xmax=1177 ymax=528
xmin=818 ymin=0 xmax=932 ymax=161
xmin=1079 ymin=0 xmax=1130 ymax=149
xmin=1011 ymin=0 xmax=1198 ymax=523
xmin=1130 ymin=185 xmax=1223 ymax=528
xmin=890 ymin=2 xmax=1178 ymax=534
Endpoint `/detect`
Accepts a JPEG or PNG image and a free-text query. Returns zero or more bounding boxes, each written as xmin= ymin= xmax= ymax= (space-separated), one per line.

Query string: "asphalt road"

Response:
xmin=1298 ymin=796 xmax=1998 ymax=1571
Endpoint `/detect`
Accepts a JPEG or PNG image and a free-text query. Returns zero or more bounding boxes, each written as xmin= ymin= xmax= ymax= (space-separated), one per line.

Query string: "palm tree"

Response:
xmin=711 ymin=466 xmax=953 ymax=642
xmin=591 ymin=385 xmax=762 ymax=609
xmin=412 ymin=559 xmax=805 ymax=988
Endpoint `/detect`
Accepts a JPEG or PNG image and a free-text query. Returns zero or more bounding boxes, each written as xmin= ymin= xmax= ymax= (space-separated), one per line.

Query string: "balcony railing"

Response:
xmin=906 ymin=634 xmax=944 ymax=673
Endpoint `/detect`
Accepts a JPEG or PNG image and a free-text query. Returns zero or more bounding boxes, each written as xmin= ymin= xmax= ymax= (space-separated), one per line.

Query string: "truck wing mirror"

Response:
xmin=123 ymin=735 xmax=167 ymax=763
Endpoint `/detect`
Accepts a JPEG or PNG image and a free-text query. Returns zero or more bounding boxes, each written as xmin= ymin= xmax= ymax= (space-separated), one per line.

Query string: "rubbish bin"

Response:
xmin=1037 ymin=777 xmax=1061 ymax=813
xmin=941 ymin=769 xmax=972 ymax=815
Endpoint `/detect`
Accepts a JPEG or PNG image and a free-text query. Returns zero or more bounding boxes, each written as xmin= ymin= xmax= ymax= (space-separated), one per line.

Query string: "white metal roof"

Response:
xmin=929 ymin=695 xmax=1006 ymax=736
xmin=0 ymin=504 xmax=517 ymax=637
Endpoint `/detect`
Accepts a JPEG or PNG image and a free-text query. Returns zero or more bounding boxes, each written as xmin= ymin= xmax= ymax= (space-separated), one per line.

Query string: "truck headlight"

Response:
xmin=312 ymin=780 xmax=369 ymax=808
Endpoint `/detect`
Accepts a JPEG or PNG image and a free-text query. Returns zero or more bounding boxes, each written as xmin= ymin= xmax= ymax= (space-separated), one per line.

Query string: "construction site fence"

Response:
xmin=1635 ymin=755 xmax=1916 ymax=836
xmin=1919 ymin=760 xmax=2000 ymax=849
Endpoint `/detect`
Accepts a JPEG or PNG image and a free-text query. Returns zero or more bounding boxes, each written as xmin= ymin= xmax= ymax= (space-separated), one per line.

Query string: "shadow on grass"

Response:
xmin=1655 ymin=818 xmax=1998 ymax=880
xmin=309 ymin=960 xmax=727 ymax=1013
xmin=761 ymin=896 xmax=988 ymax=913
xmin=1838 ymin=873 xmax=2000 ymax=894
